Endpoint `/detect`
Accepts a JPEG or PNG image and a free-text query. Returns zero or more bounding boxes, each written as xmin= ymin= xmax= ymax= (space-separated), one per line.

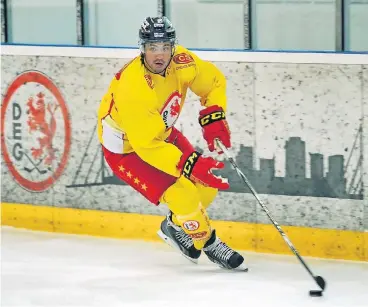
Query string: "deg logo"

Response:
xmin=1 ymin=71 xmax=71 ymax=192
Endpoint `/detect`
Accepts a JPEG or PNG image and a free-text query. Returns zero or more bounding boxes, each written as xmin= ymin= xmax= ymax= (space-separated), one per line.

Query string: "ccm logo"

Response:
xmin=183 ymin=152 xmax=199 ymax=178
xmin=199 ymin=111 xmax=225 ymax=126
xmin=183 ymin=220 xmax=200 ymax=231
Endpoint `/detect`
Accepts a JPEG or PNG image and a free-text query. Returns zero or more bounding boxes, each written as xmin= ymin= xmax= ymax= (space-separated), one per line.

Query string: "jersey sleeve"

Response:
xmin=114 ymin=79 xmax=183 ymax=178
xmin=187 ymin=50 xmax=227 ymax=112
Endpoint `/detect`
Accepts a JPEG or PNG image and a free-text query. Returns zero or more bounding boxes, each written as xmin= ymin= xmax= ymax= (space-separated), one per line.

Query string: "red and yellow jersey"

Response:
xmin=97 ymin=45 xmax=227 ymax=178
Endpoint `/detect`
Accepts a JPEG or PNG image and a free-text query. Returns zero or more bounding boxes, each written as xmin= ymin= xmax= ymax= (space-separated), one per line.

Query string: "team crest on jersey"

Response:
xmin=160 ymin=91 xmax=182 ymax=129
xmin=173 ymin=53 xmax=194 ymax=64
xmin=1 ymin=71 xmax=71 ymax=192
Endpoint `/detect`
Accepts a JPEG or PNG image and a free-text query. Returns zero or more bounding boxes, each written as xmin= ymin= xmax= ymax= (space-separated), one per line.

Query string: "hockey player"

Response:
xmin=97 ymin=16 xmax=247 ymax=271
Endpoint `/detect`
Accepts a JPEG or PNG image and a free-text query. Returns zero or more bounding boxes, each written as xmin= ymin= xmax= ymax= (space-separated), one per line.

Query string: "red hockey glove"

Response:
xmin=177 ymin=151 xmax=229 ymax=190
xmin=198 ymin=105 xmax=231 ymax=153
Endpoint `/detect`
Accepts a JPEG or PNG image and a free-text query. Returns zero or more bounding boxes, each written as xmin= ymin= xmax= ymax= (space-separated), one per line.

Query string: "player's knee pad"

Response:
xmin=174 ymin=203 xmax=212 ymax=250
xmin=196 ymin=184 xmax=218 ymax=209
xmin=160 ymin=176 xmax=201 ymax=213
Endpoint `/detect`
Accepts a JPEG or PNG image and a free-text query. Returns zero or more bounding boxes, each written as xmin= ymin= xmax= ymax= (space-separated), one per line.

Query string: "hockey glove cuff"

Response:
xmin=177 ymin=151 xmax=229 ymax=190
xmin=198 ymin=105 xmax=231 ymax=153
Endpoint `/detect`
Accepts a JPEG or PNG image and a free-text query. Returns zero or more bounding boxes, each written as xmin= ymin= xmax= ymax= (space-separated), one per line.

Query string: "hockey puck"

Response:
xmin=309 ymin=290 xmax=323 ymax=297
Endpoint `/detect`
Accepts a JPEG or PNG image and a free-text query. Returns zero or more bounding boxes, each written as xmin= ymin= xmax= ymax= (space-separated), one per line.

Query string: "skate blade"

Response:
xmin=157 ymin=230 xmax=198 ymax=264
xmin=217 ymin=261 xmax=248 ymax=272
xmin=232 ymin=262 xmax=249 ymax=272
xmin=218 ymin=264 xmax=248 ymax=272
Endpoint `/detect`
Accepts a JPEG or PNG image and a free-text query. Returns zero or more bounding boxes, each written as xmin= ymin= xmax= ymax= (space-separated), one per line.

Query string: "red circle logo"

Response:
xmin=173 ymin=53 xmax=194 ymax=64
xmin=183 ymin=220 xmax=200 ymax=231
xmin=1 ymin=71 xmax=71 ymax=192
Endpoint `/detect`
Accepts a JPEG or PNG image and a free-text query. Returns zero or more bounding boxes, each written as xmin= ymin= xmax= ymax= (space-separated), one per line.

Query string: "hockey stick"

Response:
xmin=24 ymin=153 xmax=48 ymax=174
xmin=215 ymin=139 xmax=326 ymax=296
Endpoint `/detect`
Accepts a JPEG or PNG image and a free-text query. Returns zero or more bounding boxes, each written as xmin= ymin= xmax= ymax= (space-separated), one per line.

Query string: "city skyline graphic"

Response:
xmin=66 ymin=124 xmax=363 ymax=200
xmin=216 ymin=135 xmax=362 ymax=199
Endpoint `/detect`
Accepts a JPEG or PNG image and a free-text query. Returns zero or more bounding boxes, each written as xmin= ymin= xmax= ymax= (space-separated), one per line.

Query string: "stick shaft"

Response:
xmin=216 ymin=140 xmax=321 ymax=286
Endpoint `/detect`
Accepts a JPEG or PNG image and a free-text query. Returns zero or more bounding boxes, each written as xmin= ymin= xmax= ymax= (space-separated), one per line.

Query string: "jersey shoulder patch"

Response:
xmin=172 ymin=46 xmax=196 ymax=75
xmin=173 ymin=52 xmax=194 ymax=64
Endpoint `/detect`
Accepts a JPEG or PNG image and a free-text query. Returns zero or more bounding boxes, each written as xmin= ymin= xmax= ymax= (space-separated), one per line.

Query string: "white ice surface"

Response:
xmin=1 ymin=226 xmax=367 ymax=307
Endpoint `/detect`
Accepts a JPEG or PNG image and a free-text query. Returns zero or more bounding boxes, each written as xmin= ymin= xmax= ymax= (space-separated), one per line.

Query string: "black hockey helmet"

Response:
xmin=139 ymin=17 xmax=177 ymax=52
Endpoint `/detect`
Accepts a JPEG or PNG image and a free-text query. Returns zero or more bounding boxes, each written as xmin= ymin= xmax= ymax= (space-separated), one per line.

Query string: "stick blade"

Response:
xmin=315 ymin=275 xmax=326 ymax=290
xmin=309 ymin=276 xmax=326 ymax=297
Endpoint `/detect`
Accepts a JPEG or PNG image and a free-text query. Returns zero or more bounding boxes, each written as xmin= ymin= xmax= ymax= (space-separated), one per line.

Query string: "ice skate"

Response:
xmin=203 ymin=230 xmax=248 ymax=271
xmin=157 ymin=212 xmax=201 ymax=263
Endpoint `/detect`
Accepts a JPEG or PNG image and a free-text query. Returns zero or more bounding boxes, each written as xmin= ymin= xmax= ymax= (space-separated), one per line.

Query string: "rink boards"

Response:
xmin=2 ymin=202 xmax=367 ymax=261
xmin=1 ymin=45 xmax=367 ymax=262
